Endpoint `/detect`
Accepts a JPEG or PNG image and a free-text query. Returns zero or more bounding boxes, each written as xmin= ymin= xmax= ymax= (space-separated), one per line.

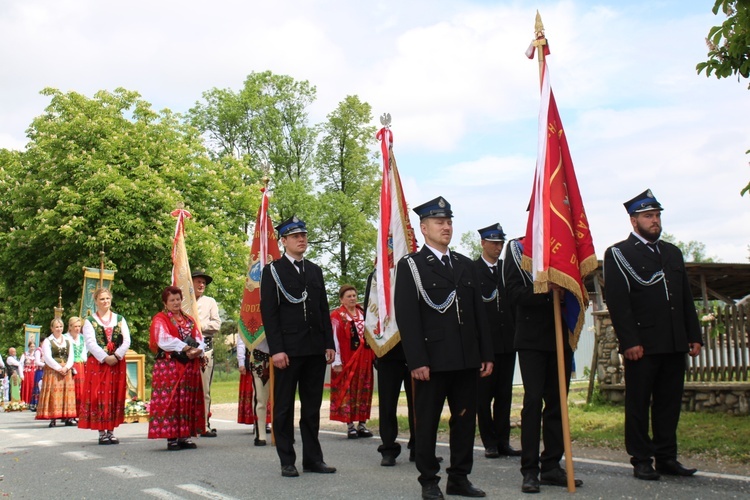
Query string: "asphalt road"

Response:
xmin=1 ymin=409 xmax=748 ymax=499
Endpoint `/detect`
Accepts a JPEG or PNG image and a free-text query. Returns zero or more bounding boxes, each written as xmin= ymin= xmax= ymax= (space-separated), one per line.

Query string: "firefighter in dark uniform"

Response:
xmin=604 ymin=189 xmax=702 ymax=481
xmin=473 ymin=223 xmax=521 ymax=459
xmin=395 ymin=196 xmax=494 ymax=500
xmin=503 ymin=237 xmax=583 ymax=494
xmin=260 ymin=216 xmax=337 ymax=478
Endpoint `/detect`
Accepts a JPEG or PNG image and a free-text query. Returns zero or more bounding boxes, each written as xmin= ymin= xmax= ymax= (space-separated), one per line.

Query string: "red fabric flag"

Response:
xmin=522 ymin=55 xmax=597 ymax=350
xmin=170 ymin=208 xmax=202 ymax=331
xmin=239 ymin=188 xmax=281 ymax=350
xmin=364 ymin=126 xmax=417 ymax=357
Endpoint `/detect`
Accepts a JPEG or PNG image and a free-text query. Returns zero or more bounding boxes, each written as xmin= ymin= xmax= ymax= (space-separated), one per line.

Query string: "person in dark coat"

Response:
xmin=395 ymin=196 xmax=494 ymax=500
xmin=503 ymin=237 xmax=583 ymax=494
xmin=473 ymin=223 xmax=521 ymax=459
xmin=260 ymin=216 xmax=337 ymax=478
xmin=603 ymin=189 xmax=702 ymax=481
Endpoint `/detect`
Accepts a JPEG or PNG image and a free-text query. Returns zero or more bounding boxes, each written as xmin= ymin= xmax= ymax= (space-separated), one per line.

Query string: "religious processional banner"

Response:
xmin=239 ymin=187 xmax=280 ymax=350
xmin=171 ymin=208 xmax=201 ymax=331
xmin=364 ymin=120 xmax=418 ymax=357
xmin=24 ymin=324 xmax=41 ymax=350
xmin=79 ymin=267 xmax=116 ymax=318
xmin=522 ymin=43 xmax=596 ymax=350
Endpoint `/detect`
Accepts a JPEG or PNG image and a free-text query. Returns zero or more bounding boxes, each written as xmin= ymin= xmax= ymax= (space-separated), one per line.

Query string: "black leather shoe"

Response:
xmin=303 ymin=462 xmax=337 ymax=473
xmin=484 ymin=447 xmax=500 ymax=459
xmin=254 ymin=437 xmax=267 ymax=446
xmin=421 ymin=483 xmax=444 ymax=499
xmin=281 ymin=465 xmax=299 ymax=477
xmin=446 ymin=480 xmax=486 ymax=497
xmin=167 ymin=440 xmax=180 ymax=451
xmin=540 ymin=468 xmax=583 ymax=487
xmin=656 ymin=459 xmax=697 ymax=477
xmin=178 ymin=439 xmax=197 ymax=449
xmin=498 ymin=444 xmax=522 ymax=456
xmin=521 ymin=473 xmax=540 ymax=494
xmin=200 ymin=429 xmax=217 ymax=438
xmin=357 ymin=424 xmax=374 ymax=438
xmin=633 ymin=463 xmax=661 ymax=481
xmin=381 ymin=455 xmax=396 ymax=466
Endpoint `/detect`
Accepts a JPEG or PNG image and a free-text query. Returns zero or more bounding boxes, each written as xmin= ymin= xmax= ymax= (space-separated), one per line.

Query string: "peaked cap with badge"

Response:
xmin=623 ymin=189 xmax=664 ymax=215
xmin=412 ymin=196 xmax=453 ymax=220
xmin=477 ymin=223 xmax=506 ymax=242
xmin=275 ymin=216 xmax=308 ymax=237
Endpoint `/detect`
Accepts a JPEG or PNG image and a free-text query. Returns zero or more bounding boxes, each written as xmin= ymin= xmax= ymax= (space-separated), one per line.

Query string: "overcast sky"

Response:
xmin=1 ymin=0 xmax=748 ymax=262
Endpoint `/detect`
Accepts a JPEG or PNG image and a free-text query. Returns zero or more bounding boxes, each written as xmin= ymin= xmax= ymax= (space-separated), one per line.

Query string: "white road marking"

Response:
xmin=177 ymin=484 xmax=239 ymax=500
xmin=143 ymin=488 xmax=187 ymax=499
xmin=101 ymin=465 xmax=154 ymax=479
xmin=13 ymin=433 xmax=33 ymax=439
xmin=62 ymin=451 xmax=102 ymax=461
xmin=31 ymin=440 xmax=57 ymax=447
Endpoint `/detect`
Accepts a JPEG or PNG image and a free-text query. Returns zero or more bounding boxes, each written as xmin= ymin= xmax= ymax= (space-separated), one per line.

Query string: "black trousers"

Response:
xmin=376 ymin=358 xmax=415 ymax=458
xmin=517 ymin=349 xmax=571 ymax=476
xmin=413 ymin=369 xmax=478 ymax=486
xmin=624 ymin=352 xmax=686 ymax=466
xmin=272 ymin=354 xmax=326 ymax=467
xmin=477 ymin=352 xmax=516 ymax=450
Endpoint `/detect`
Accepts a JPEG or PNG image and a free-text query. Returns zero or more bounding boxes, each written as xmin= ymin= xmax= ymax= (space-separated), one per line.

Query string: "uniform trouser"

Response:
xmin=518 ymin=349 xmax=571 ymax=477
xmin=251 ymin=355 xmax=271 ymax=441
xmin=413 ymin=369 xmax=478 ymax=486
xmin=624 ymin=352 xmax=685 ymax=466
xmin=201 ymin=348 xmax=214 ymax=428
xmin=376 ymin=359 xmax=415 ymax=458
xmin=273 ymin=354 xmax=326 ymax=467
xmin=477 ymin=352 xmax=516 ymax=450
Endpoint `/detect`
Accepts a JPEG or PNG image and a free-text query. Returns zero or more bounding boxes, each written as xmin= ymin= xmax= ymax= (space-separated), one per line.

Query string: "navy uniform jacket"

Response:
xmin=473 ymin=257 xmax=515 ymax=354
xmin=502 ymin=239 xmax=565 ymax=352
xmin=603 ymin=234 xmax=702 ymax=354
xmin=394 ymin=246 xmax=494 ymax=372
xmin=260 ymin=256 xmax=335 ymax=357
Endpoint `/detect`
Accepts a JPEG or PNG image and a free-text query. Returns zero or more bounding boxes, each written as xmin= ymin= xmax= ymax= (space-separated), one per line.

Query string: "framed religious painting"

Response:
xmin=124 ymin=350 xmax=146 ymax=402
xmin=23 ymin=324 xmax=41 ymax=351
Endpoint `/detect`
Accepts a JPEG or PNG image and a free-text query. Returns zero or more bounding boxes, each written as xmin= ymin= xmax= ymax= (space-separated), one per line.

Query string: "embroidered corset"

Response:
xmin=50 ymin=338 xmax=70 ymax=364
xmin=89 ymin=315 xmax=123 ymax=355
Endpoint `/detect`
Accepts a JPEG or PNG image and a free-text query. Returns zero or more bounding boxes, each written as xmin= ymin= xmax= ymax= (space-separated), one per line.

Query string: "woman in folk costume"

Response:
xmin=29 ymin=342 xmax=45 ymax=410
xmin=36 ymin=318 xmax=77 ymax=426
xmin=148 ymin=285 xmax=205 ymax=451
xmin=79 ymin=287 xmax=131 ymax=445
xmin=20 ymin=340 xmax=37 ymax=404
xmin=237 ymin=339 xmax=273 ymax=445
xmin=329 ymin=284 xmax=375 ymax=439
xmin=64 ymin=316 xmax=87 ymax=423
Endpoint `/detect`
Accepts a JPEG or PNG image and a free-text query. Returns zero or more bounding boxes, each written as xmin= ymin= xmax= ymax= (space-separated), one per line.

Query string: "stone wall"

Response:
xmin=593 ymin=310 xmax=750 ymax=415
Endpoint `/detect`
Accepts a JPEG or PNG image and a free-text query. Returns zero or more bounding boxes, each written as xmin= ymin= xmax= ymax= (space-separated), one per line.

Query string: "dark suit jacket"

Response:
xmin=502 ymin=239 xmax=567 ymax=352
xmin=473 ymin=257 xmax=515 ymax=354
xmin=603 ymin=234 xmax=702 ymax=354
xmin=260 ymin=256 xmax=335 ymax=357
xmin=394 ymin=246 xmax=493 ymax=372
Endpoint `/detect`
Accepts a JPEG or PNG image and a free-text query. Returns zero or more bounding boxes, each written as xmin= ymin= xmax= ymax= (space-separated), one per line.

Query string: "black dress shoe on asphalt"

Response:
xmin=633 ymin=463 xmax=661 ymax=481
xmin=281 ymin=465 xmax=299 ymax=477
xmin=381 ymin=455 xmax=396 ymax=466
xmin=656 ymin=459 xmax=697 ymax=476
xmin=303 ymin=462 xmax=337 ymax=473
xmin=421 ymin=483 xmax=444 ymax=499
xmin=200 ymin=429 xmax=217 ymax=438
xmin=178 ymin=439 xmax=197 ymax=449
xmin=540 ymin=468 xmax=583 ymax=487
xmin=521 ymin=473 xmax=540 ymax=494
xmin=446 ymin=480 xmax=486 ymax=497
xmin=484 ymin=447 xmax=500 ymax=459
xmin=254 ymin=437 xmax=267 ymax=446
xmin=498 ymin=444 xmax=522 ymax=456
xmin=167 ymin=440 xmax=180 ymax=451
xmin=357 ymin=424 xmax=374 ymax=438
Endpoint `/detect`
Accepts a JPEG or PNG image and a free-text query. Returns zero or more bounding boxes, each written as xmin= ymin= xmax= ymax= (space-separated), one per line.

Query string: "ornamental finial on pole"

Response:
xmin=380 ymin=113 xmax=392 ymax=128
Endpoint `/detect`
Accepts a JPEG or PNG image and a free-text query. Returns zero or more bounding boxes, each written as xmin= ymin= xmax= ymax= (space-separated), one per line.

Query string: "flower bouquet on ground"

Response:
xmin=124 ymin=398 xmax=150 ymax=423
xmin=2 ymin=401 xmax=29 ymax=412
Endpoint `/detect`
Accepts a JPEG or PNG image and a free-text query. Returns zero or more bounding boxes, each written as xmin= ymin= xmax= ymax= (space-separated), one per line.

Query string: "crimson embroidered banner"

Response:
xmin=522 ymin=53 xmax=597 ymax=350
xmin=364 ymin=125 xmax=417 ymax=357
xmin=239 ymin=188 xmax=281 ymax=350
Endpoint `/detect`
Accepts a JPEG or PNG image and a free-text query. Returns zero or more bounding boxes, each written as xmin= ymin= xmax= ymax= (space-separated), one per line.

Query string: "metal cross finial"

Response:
xmin=380 ymin=113 xmax=392 ymax=127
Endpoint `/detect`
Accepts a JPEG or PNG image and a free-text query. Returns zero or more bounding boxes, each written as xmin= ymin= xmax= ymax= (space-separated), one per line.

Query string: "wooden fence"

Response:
xmin=687 ymin=304 xmax=749 ymax=382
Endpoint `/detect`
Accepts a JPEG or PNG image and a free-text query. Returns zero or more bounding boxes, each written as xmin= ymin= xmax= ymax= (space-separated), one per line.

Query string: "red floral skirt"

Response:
xmin=21 ymin=367 xmax=36 ymax=403
xmin=330 ymin=346 xmax=375 ymax=423
xmin=72 ymin=361 xmax=86 ymax=416
xmin=36 ymin=366 xmax=77 ymax=420
xmin=148 ymin=357 xmax=205 ymax=439
xmin=77 ymin=357 xmax=127 ymax=431
xmin=237 ymin=372 xmax=255 ymax=424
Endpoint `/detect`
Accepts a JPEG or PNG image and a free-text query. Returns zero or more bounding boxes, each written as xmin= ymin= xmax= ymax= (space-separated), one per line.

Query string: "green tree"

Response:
xmin=313 ymin=96 xmax=380 ymax=298
xmin=458 ymin=230 xmax=482 ymax=260
xmin=0 ymin=88 xmax=256 ymax=353
xmin=696 ymin=0 xmax=750 ymax=196
xmin=661 ymin=233 xmax=718 ymax=262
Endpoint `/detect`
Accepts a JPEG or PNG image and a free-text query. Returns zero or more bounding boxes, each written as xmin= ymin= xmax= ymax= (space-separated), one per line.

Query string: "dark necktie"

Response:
xmin=490 ymin=265 xmax=497 ymax=276
xmin=294 ymin=260 xmax=304 ymax=274
xmin=441 ymin=255 xmax=451 ymax=268
xmin=647 ymin=242 xmax=660 ymax=254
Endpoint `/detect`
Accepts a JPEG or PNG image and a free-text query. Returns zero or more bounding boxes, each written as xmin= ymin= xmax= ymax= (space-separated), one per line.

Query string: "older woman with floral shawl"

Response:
xmin=148 ymin=285 xmax=205 ymax=451
xmin=329 ymin=284 xmax=375 ymax=439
